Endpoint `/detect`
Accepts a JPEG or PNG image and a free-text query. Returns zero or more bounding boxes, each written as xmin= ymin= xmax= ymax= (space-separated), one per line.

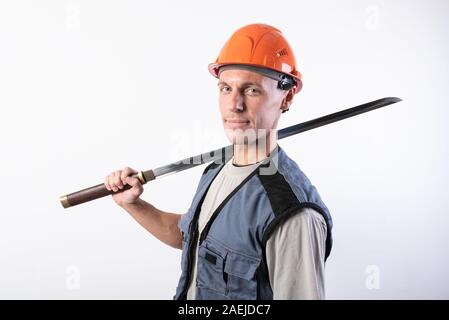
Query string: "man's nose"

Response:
xmin=228 ymin=91 xmax=244 ymax=112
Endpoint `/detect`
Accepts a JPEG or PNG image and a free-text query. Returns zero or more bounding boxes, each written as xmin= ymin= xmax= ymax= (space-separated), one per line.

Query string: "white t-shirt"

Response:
xmin=186 ymin=158 xmax=327 ymax=300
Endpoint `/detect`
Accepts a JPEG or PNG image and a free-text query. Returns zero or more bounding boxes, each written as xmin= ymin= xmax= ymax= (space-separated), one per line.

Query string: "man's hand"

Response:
xmin=104 ymin=166 xmax=144 ymax=207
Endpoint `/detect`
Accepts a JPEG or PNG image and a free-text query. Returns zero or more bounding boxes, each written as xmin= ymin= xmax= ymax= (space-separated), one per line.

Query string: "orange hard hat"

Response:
xmin=208 ymin=23 xmax=302 ymax=91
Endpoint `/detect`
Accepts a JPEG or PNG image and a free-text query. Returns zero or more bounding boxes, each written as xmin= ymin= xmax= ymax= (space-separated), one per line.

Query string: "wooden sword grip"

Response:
xmin=60 ymin=170 xmax=155 ymax=208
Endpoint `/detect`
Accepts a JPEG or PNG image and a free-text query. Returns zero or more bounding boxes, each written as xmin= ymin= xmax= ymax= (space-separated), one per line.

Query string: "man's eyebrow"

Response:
xmin=217 ymin=81 xmax=263 ymax=87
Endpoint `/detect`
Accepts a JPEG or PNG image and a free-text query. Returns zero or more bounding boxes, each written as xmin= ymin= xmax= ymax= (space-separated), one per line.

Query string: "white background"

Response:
xmin=0 ymin=0 xmax=448 ymax=299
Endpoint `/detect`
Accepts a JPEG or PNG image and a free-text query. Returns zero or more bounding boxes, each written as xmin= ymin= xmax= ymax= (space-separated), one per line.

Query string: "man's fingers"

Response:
xmin=121 ymin=167 xmax=137 ymax=185
xmin=109 ymin=171 xmax=120 ymax=192
xmin=114 ymin=171 xmax=124 ymax=190
xmin=125 ymin=176 xmax=140 ymax=187
xmin=126 ymin=177 xmax=144 ymax=196
xmin=104 ymin=175 xmax=111 ymax=191
xmin=105 ymin=167 xmax=139 ymax=193
xmin=107 ymin=173 xmax=116 ymax=192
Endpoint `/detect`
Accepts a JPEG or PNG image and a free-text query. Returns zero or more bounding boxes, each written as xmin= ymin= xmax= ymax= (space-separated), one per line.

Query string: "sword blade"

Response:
xmin=150 ymin=97 xmax=402 ymax=179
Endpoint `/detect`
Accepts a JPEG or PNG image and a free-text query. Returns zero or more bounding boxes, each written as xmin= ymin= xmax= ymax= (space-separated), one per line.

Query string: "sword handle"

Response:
xmin=59 ymin=170 xmax=155 ymax=209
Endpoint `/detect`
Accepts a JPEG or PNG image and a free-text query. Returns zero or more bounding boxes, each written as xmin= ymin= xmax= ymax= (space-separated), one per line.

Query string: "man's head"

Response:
xmin=209 ymin=23 xmax=302 ymax=145
xmin=217 ymin=66 xmax=297 ymax=145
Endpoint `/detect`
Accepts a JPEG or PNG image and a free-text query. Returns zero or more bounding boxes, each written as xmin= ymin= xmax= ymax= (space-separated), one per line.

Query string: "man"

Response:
xmin=104 ymin=24 xmax=333 ymax=300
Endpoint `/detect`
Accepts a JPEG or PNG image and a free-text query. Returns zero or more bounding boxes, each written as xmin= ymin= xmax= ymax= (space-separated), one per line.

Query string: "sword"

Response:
xmin=59 ymin=97 xmax=402 ymax=209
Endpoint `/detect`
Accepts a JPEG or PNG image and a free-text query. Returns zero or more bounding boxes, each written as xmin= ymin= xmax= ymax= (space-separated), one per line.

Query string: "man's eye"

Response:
xmin=220 ymin=86 xmax=231 ymax=93
xmin=245 ymin=88 xmax=260 ymax=95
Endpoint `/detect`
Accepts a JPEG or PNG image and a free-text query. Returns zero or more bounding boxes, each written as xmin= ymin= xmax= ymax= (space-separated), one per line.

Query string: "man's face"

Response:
xmin=218 ymin=68 xmax=291 ymax=145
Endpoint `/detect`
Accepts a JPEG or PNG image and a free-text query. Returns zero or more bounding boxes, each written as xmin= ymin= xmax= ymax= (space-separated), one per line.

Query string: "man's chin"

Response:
xmin=224 ymin=128 xmax=278 ymax=149
xmin=224 ymin=128 xmax=257 ymax=145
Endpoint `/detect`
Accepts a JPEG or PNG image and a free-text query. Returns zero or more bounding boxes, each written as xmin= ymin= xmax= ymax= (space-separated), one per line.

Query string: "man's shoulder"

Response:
xmin=282 ymin=207 xmax=327 ymax=232
xmin=266 ymin=207 xmax=327 ymax=247
xmin=256 ymin=147 xmax=317 ymax=208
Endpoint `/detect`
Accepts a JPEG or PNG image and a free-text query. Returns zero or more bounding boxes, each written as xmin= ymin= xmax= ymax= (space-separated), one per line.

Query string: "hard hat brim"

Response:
xmin=208 ymin=62 xmax=303 ymax=91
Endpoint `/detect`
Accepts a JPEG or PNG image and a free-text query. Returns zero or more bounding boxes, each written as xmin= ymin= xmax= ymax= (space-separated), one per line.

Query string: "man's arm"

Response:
xmin=104 ymin=166 xmax=183 ymax=250
xmin=120 ymin=198 xmax=183 ymax=250
xmin=265 ymin=207 xmax=327 ymax=299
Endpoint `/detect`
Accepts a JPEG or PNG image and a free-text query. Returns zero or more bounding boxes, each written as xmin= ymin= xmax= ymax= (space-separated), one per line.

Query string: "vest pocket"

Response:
xmin=224 ymin=251 xmax=261 ymax=300
xmin=197 ymin=237 xmax=261 ymax=300
xmin=197 ymin=243 xmax=228 ymax=298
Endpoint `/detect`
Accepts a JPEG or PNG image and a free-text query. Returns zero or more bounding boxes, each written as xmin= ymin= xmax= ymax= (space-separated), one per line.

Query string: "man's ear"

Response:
xmin=280 ymin=86 xmax=298 ymax=113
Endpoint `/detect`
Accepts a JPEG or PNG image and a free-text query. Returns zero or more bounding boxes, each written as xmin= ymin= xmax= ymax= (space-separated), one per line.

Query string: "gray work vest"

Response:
xmin=173 ymin=146 xmax=333 ymax=300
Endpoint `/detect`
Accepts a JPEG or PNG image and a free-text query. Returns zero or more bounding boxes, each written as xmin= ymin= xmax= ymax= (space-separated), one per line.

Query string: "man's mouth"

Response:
xmin=225 ymin=119 xmax=251 ymax=129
